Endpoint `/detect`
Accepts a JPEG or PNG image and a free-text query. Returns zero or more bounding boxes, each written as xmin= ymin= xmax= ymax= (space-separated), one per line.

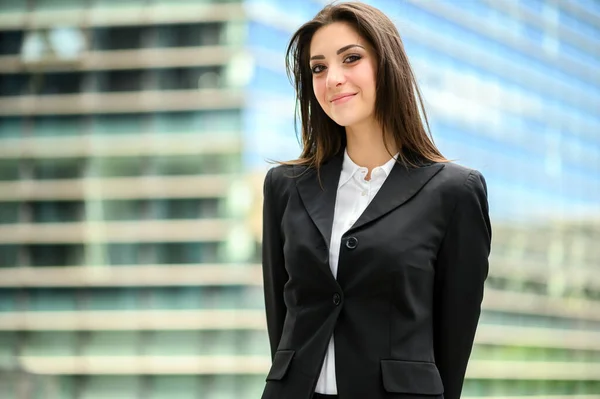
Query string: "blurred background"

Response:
xmin=0 ymin=0 xmax=598 ymax=398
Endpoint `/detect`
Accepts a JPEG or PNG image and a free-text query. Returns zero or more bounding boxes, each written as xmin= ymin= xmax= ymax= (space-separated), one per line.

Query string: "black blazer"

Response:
xmin=261 ymin=149 xmax=491 ymax=399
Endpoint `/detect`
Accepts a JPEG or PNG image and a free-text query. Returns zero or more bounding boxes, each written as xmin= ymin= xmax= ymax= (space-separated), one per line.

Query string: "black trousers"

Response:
xmin=313 ymin=394 xmax=339 ymax=399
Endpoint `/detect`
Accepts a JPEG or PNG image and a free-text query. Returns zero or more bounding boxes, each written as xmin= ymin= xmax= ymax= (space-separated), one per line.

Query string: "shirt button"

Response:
xmin=333 ymin=293 xmax=341 ymax=306
xmin=346 ymin=237 xmax=358 ymax=249
xmin=361 ymin=190 xmax=367 ymax=196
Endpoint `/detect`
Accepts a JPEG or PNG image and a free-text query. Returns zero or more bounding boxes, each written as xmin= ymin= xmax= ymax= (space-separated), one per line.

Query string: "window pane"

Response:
xmin=32 ymin=115 xmax=85 ymax=137
xmin=31 ymin=158 xmax=85 ymax=179
xmin=40 ymin=72 xmax=84 ymax=95
xmin=204 ymin=109 xmax=242 ymax=131
xmin=157 ymin=67 xmax=222 ymax=91
xmin=102 ymin=200 xmax=144 ymax=221
xmin=93 ymin=0 xmax=146 ymax=7
xmin=0 ymin=202 xmax=19 ymax=224
xmin=0 ymin=245 xmax=19 ymax=267
xmin=0 ymin=73 xmax=29 ymax=96
xmin=29 ymin=244 xmax=84 ymax=267
xmin=84 ymin=288 xmax=140 ymax=310
xmin=90 ymin=157 xmax=146 ymax=177
xmin=92 ymin=26 xmax=152 ymax=50
xmin=205 ymin=153 xmax=241 ymax=174
xmin=148 ymin=376 xmax=202 ymax=399
xmin=211 ymin=375 xmax=237 ymax=398
xmin=153 ymin=198 xmax=220 ymax=219
xmin=0 ymin=289 xmax=17 ymax=311
xmin=151 ymin=155 xmax=203 ymax=176
xmin=236 ymin=375 xmax=265 ymax=399
xmin=83 ymin=331 xmax=140 ymax=356
xmin=150 ymin=199 xmax=206 ymax=220
xmin=81 ymin=376 xmax=141 ymax=399
xmin=27 ymin=289 xmax=77 ymax=311
xmin=36 ymin=376 xmax=76 ymax=399
xmin=209 ymin=330 xmax=237 ymax=355
xmin=151 ymin=110 xmax=241 ymax=134
xmin=0 ymin=31 xmax=23 ymax=55
xmin=239 ymin=285 xmax=264 ymax=309
xmin=239 ymin=330 xmax=269 ymax=355
xmin=105 ymin=243 xmax=144 ymax=265
xmin=480 ymin=310 xmax=600 ymax=331
xmin=142 ymin=287 xmax=202 ymax=309
xmin=94 ymin=70 xmax=144 ymax=92
xmin=150 ymin=111 xmax=205 ymax=133
xmin=0 ymin=332 xmax=16 ymax=357
xmin=0 ymin=117 xmax=24 ymax=138
xmin=22 ymin=332 xmax=77 ymax=356
xmin=155 ymin=242 xmax=201 ymax=264
xmin=144 ymin=331 xmax=201 ymax=355
xmin=154 ymin=23 xmax=222 ymax=47
xmin=200 ymin=242 xmax=220 ymax=263
xmin=91 ymin=113 xmax=147 ymax=134
xmin=35 ymin=0 xmax=87 ymax=9
xmin=0 ymin=0 xmax=26 ymax=12
xmin=199 ymin=198 xmax=220 ymax=218
xmin=0 ymin=159 xmax=20 ymax=180
xmin=202 ymin=286 xmax=242 ymax=309
xmin=31 ymin=201 xmax=83 ymax=223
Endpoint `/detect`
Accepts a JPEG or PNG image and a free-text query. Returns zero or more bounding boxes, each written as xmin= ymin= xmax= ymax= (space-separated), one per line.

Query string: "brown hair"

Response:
xmin=281 ymin=1 xmax=448 ymax=170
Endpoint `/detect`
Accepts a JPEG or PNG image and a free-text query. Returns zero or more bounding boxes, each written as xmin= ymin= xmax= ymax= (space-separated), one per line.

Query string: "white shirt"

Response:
xmin=315 ymin=149 xmax=398 ymax=394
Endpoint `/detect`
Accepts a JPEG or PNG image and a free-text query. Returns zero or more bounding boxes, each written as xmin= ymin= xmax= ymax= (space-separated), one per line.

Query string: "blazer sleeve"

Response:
xmin=261 ymin=167 xmax=289 ymax=360
xmin=433 ymin=170 xmax=492 ymax=399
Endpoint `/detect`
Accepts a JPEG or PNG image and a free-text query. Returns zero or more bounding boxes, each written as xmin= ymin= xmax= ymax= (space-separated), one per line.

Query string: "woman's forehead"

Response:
xmin=309 ymin=22 xmax=366 ymax=57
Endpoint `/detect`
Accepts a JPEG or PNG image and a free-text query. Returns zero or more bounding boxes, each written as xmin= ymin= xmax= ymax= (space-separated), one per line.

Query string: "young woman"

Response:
xmin=261 ymin=3 xmax=491 ymax=399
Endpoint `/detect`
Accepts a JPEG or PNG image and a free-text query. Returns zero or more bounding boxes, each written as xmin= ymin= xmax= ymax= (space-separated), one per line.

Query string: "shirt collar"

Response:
xmin=379 ymin=151 xmax=399 ymax=176
xmin=338 ymin=148 xmax=399 ymax=187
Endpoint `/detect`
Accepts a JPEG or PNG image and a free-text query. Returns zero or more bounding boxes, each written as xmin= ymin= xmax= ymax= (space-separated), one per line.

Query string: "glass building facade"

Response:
xmin=0 ymin=0 xmax=598 ymax=398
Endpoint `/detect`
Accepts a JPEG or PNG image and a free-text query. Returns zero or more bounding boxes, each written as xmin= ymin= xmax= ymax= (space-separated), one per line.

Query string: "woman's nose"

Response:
xmin=326 ymin=66 xmax=345 ymax=88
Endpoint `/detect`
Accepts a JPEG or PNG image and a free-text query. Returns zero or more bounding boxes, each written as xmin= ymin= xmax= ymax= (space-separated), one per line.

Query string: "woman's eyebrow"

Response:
xmin=310 ymin=44 xmax=365 ymax=61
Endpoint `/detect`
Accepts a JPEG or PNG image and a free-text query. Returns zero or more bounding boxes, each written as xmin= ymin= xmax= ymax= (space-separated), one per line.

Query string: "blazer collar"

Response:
xmin=295 ymin=148 xmax=445 ymax=252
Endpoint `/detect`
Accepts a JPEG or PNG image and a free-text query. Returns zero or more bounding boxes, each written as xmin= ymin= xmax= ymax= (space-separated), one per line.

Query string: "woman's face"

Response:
xmin=309 ymin=22 xmax=377 ymax=128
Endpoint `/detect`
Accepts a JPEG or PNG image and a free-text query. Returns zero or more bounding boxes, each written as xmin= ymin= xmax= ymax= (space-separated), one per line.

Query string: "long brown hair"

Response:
xmin=281 ymin=1 xmax=448 ymax=170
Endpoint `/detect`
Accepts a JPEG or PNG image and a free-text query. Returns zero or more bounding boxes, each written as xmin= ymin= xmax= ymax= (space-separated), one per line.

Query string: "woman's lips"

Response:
xmin=330 ymin=93 xmax=356 ymax=104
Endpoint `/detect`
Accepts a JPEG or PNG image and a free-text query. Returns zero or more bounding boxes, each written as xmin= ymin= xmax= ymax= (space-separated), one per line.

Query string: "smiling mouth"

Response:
xmin=331 ymin=93 xmax=356 ymax=103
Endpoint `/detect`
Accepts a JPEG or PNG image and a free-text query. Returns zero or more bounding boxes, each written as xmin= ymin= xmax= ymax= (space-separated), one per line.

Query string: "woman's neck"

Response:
xmin=345 ymin=122 xmax=398 ymax=179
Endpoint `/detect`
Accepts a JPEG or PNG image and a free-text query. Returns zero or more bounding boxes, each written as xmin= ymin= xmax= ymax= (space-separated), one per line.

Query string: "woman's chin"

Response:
xmin=330 ymin=115 xmax=360 ymax=127
xmin=330 ymin=115 xmax=370 ymax=129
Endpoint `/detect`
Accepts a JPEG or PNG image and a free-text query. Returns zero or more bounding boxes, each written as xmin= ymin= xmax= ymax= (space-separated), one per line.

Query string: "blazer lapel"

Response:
xmin=294 ymin=149 xmax=445 ymax=247
xmin=294 ymin=152 xmax=343 ymax=252
xmin=349 ymin=161 xmax=445 ymax=232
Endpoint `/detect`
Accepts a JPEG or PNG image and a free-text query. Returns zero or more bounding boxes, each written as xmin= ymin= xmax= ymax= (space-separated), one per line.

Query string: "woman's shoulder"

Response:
xmin=438 ymin=161 xmax=483 ymax=179
xmin=435 ymin=161 xmax=488 ymax=197
xmin=266 ymin=164 xmax=297 ymax=182
xmin=264 ymin=164 xmax=298 ymax=196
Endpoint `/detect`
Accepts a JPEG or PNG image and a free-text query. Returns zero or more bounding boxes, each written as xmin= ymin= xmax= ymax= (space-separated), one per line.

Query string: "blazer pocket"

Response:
xmin=381 ymin=359 xmax=444 ymax=395
xmin=265 ymin=350 xmax=295 ymax=381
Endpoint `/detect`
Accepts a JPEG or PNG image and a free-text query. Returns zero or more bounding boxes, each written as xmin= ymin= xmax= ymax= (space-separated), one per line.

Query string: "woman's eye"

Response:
xmin=311 ymin=65 xmax=325 ymax=74
xmin=344 ymin=54 xmax=362 ymax=63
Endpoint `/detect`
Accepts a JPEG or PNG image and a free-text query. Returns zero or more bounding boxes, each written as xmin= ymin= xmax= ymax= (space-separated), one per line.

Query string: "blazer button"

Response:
xmin=346 ymin=237 xmax=358 ymax=249
xmin=333 ymin=293 xmax=341 ymax=306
